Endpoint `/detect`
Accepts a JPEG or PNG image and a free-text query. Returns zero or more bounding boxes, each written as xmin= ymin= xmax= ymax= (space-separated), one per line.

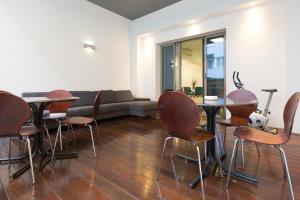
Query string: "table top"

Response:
xmin=193 ymin=96 xmax=258 ymax=107
xmin=23 ymin=96 xmax=79 ymax=103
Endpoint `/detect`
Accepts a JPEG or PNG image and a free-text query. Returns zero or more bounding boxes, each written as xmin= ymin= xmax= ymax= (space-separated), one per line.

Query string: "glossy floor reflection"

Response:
xmin=0 ymin=116 xmax=299 ymax=199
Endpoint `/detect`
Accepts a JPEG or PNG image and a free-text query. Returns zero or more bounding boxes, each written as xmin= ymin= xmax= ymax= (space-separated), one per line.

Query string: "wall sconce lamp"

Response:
xmin=83 ymin=43 xmax=96 ymax=50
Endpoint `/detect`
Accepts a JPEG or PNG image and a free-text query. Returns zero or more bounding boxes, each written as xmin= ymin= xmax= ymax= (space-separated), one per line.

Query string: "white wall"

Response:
xmin=131 ymin=0 xmax=300 ymax=132
xmin=0 ymin=0 xmax=131 ymax=95
xmin=286 ymin=0 xmax=300 ymax=132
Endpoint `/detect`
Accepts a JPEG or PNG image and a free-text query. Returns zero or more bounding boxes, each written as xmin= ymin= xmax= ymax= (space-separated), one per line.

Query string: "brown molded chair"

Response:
xmin=52 ymin=91 xmax=102 ymax=160
xmin=43 ymin=90 xmax=73 ymax=151
xmin=216 ymin=89 xmax=258 ymax=168
xmin=157 ymin=91 xmax=223 ymax=197
xmin=0 ymin=92 xmax=43 ymax=184
xmin=226 ymin=92 xmax=300 ymax=200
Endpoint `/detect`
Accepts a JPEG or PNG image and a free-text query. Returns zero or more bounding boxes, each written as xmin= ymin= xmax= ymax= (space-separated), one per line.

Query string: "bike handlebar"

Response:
xmin=261 ymin=89 xmax=278 ymax=93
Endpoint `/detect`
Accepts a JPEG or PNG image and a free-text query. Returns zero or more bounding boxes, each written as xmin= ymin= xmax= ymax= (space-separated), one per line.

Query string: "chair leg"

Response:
xmin=59 ymin=123 xmax=63 ymax=151
xmin=94 ymin=120 xmax=100 ymax=139
xmin=204 ymin=141 xmax=207 ymax=162
xmin=223 ymin=126 xmax=227 ymax=151
xmin=241 ymin=139 xmax=245 ymax=169
xmin=44 ymin=122 xmax=53 ymax=151
xmin=157 ymin=136 xmax=173 ymax=181
xmin=52 ymin=124 xmax=61 ymax=162
xmin=8 ymin=137 xmax=12 ymax=168
xmin=170 ymin=138 xmax=177 ymax=180
xmin=195 ymin=144 xmax=205 ymax=198
xmin=185 ymin=140 xmax=188 ymax=163
xmin=26 ymin=137 xmax=35 ymax=184
xmin=234 ymin=140 xmax=239 ymax=168
xmin=277 ymin=146 xmax=294 ymax=200
xmin=255 ymin=143 xmax=260 ymax=158
xmin=226 ymin=138 xmax=240 ymax=187
xmin=88 ymin=125 xmax=97 ymax=158
xmin=170 ymin=138 xmax=176 ymax=159
xmin=67 ymin=124 xmax=75 ymax=142
xmin=279 ymin=148 xmax=287 ymax=177
xmin=215 ymin=137 xmax=224 ymax=177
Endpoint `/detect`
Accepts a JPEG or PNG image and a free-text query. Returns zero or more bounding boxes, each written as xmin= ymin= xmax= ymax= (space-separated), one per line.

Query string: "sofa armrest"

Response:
xmin=134 ymin=97 xmax=151 ymax=101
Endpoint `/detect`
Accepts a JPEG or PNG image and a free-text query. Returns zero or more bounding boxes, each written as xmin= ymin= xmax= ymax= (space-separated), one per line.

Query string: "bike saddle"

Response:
xmin=261 ymin=89 xmax=278 ymax=92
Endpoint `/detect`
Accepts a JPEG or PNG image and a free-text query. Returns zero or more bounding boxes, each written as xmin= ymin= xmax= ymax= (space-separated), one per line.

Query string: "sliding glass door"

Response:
xmin=161 ymin=33 xmax=225 ymax=98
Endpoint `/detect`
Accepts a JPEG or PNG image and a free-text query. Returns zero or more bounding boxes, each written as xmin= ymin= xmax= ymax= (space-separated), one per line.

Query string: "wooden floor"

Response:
xmin=0 ymin=116 xmax=299 ymax=200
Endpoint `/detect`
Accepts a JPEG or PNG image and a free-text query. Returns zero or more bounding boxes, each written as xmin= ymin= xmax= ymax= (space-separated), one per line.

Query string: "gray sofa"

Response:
xmin=22 ymin=90 xmax=157 ymax=119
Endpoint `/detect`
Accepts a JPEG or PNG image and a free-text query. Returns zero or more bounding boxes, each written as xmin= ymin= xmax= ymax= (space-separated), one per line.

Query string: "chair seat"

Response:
xmin=43 ymin=113 xmax=66 ymax=120
xmin=19 ymin=126 xmax=43 ymax=136
xmin=62 ymin=117 xmax=94 ymax=125
xmin=190 ymin=128 xmax=215 ymax=142
xmin=215 ymin=117 xmax=249 ymax=127
xmin=236 ymin=127 xmax=286 ymax=145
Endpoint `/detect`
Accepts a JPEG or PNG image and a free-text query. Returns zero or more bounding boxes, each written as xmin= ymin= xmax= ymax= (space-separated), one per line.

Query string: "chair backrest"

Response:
xmin=226 ymin=89 xmax=258 ymax=125
xmin=183 ymin=87 xmax=192 ymax=95
xmin=46 ymin=90 xmax=72 ymax=113
xmin=92 ymin=91 xmax=103 ymax=119
xmin=227 ymin=89 xmax=257 ymax=102
xmin=158 ymin=91 xmax=200 ymax=140
xmin=282 ymin=92 xmax=300 ymax=143
xmin=0 ymin=90 xmax=10 ymax=94
xmin=0 ymin=93 xmax=31 ymax=137
xmin=195 ymin=87 xmax=204 ymax=96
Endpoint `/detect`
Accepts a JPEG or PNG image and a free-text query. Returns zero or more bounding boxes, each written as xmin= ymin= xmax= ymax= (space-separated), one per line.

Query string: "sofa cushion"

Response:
xmin=70 ymin=91 xmax=95 ymax=107
xmin=115 ymin=90 xmax=134 ymax=102
xmin=128 ymin=101 xmax=157 ymax=112
xmin=99 ymin=103 xmax=129 ymax=114
xmin=100 ymin=90 xmax=117 ymax=104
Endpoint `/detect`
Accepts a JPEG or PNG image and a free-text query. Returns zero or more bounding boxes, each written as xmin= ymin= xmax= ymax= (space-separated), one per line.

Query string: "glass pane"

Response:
xmin=206 ymin=36 xmax=225 ymax=97
xmin=162 ymin=45 xmax=174 ymax=91
xmin=181 ymin=38 xmax=204 ymax=96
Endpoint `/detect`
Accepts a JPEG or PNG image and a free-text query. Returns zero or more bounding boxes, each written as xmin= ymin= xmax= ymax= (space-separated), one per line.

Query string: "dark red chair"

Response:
xmin=216 ymin=89 xmax=258 ymax=168
xmin=52 ymin=91 xmax=102 ymax=160
xmin=43 ymin=90 xmax=73 ymax=151
xmin=0 ymin=92 xmax=43 ymax=184
xmin=226 ymin=92 xmax=300 ymax=200
xmin=157 ymin=91 xmax=223 ymax=197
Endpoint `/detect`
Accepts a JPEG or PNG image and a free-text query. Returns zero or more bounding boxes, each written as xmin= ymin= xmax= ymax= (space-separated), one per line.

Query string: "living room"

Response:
xmin=0 ymin=0 xmax=299 ymax=199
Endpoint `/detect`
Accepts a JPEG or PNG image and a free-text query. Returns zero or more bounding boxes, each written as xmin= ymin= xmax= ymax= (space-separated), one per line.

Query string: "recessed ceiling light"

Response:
xmin=210 ymin=38 xmax=224 ymax=43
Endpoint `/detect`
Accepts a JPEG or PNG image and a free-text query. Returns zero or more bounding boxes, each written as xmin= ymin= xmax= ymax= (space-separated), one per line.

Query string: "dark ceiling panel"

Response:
xmin=87 ymin=0 xmax=182 ymax=20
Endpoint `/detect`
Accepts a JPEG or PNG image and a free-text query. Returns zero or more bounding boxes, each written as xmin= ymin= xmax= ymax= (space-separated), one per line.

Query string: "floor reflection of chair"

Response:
xmin=226 ymin=92 xmax=300 ymax=200
xmin=157 ymin=91 xmax=223 ymax=197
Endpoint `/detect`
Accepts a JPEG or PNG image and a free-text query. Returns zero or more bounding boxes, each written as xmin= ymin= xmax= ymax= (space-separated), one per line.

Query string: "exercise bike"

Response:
xmin=233 ymin=71 xmax=278 ymax=132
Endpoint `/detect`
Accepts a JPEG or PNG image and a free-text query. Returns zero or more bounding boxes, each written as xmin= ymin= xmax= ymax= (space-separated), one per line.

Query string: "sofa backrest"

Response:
xmin=22 ymin=90 xmax=135 ymax=106
xmin=115 ymin=90 xmax=134 ymax=102
xmin=70 ymin=91 xmax=96 ymax=107
xmin=22 ymin=92 xmax=47 ymax=97
xmin=100 ymin=90 xmax=117 ymax=104
xmin=22 ymin=91 xmax=95 ymax=107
